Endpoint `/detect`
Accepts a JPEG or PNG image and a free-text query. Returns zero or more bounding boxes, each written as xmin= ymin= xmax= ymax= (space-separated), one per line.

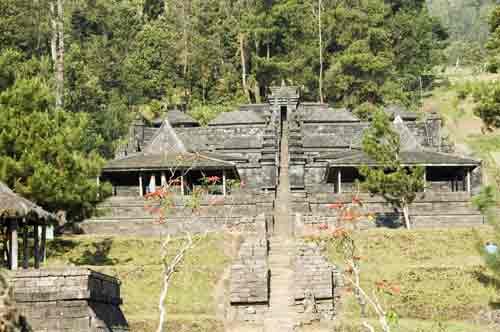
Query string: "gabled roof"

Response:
xmin=103 ymin=152 xmax=237 ymax=171
xmin=208 ymin=111 xmax=266 ymax=126
xmin=384 ymin=105 xmax=418 ymax=121
xmin=392 ymin=116 xmax=422 ymax=151
xmin=301 ymin=108 xmax=360 ymax=123
xmin=316 ymin=150 xmax=480 ymax=167
xmin=269 ymin=85 xmax=300 ymax=99
xmin=239 ymin=104 xmax=270 ymax=112
xmin=0 ymin=182 xmax=54 ymax=222
xmin=144 ymin=118 xmax=187 ymax=154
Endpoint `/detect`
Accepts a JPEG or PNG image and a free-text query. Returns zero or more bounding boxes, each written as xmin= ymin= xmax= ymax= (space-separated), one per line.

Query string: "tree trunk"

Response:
xmin=402 ymin=201 xmax=411 ymax=230
xmin=318 ymin=0 xmax=324 ymax=103
xmin=49 ymin=2 xmax=57 ymax=64
xmin=239 ymin=33 xmax=250 ymax=102
xmin=51 ymin=0 xmax=65 ymax=109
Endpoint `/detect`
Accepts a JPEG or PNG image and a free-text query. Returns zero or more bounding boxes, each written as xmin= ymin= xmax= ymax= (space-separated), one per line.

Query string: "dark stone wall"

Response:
xmin=81 ymin=194 xmax=274 ymax=236
xmin=9 ymin=268 xmax=128 ymax=332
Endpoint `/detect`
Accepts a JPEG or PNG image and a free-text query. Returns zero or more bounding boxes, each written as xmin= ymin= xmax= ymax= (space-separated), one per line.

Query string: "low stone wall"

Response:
xmin=229 ymin=237 xmax=269 ymax=322
xmin=293 ymin=192 xmax=483 ymax=234
xmin=81 ymin=194 xmax=274 ymax=236
xmin=293 ymin=241 xmax=337 ymax=323
xmin=9 ymin=268 xmax=128 ymax=332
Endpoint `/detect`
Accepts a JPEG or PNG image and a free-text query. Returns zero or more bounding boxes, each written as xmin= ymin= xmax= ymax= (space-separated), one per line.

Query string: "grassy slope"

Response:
xmin=45 ymin=234 xmax=232 ymax=332
xmin=423 ymin=68 xmax=500 ymax=185
xmin=323 ymin=227 xmax=499 ymax=332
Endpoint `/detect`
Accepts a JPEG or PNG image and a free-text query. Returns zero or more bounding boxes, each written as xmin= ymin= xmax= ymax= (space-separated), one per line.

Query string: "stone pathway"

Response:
xmin=264 ymin=236 xmax=297 ymax=332
xmin=264 ymin=120 xmax=298 ymax=331
xmin=274 ymin=120 xmax=292 ymax=237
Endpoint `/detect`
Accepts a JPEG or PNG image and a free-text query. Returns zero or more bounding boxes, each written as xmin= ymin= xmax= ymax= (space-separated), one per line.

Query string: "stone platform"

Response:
xmin=9 ymin=268 xmax=128 ymax=332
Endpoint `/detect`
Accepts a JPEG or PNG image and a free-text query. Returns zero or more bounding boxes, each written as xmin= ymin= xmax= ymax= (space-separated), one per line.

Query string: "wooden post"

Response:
xmin=139 ymin=174 xmax=143 ymax=197
xmin=222 ymin=170 xmax=227 ymax=196
xmin=181 ymin=175 xmax=185 ymax=196
xmin=23 ymin=224 xmax=29 ymax=269
xmin=41 ymin=225 xmax=47 ymax=263
xmin=161 ymin=172 xmax=167 ymax=187
xmin=34 ymin=225 xmax=40 ymax=269
xmin=9 ymin=219 xmax=18 ymax=270
xmin=337 ymin=169 xmax=342 ymax=194
xmin=150 ymin=174 xmax=156 ymax=193
xmin=467 ymin=169 xmax=471 ymax=194
xmin=96 ymin=176 xmax=100 ymax=199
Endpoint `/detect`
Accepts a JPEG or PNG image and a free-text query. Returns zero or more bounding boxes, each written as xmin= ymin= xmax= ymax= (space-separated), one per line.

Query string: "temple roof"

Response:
xmin=0 ymin=182 xmax=54 ymax=222
xmin=208 ymin=111 xmax=267 ymax=126
xmin=316 ymin=150 xmax=480 ymax=167
xmin=145 ymin=118 xmax=187 ymax=154
xmin=152 ymin=110 xmax=199 ymax=127
xmin=301 ymin=108 xmax=360 ymax=123
xmin=103 ymin=152 xmax=238 ymax=171
xmin=384 ymin=105 xmax=418 ymax=121
xmin=269 ymin=85 xmax=300 ymax=99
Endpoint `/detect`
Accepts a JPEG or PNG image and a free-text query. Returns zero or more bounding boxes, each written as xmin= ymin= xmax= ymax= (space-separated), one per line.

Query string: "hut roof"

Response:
xmin=301 ymin=108 xmax=360 ymax=123
xmin=103 ymin=152 xmax=237 ymax=171
xmin=208 ymin=111 xmax=266 ymax=126
xmin=0 ymin=182 xmax=54 ymax=222
xmin=152 ymin=110 xmax=199 ymax=127
xmin=316 ymin=150 xmax=480 ymax=167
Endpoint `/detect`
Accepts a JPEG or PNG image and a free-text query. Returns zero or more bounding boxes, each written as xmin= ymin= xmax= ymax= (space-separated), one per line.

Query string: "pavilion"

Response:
xmin=0 ymin=182 xmax=55 ymax=270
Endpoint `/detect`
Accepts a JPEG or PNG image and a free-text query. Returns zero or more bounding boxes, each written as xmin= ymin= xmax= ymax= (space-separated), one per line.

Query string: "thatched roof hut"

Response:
xmin=0 ymin=182 xmax=55 ymax=271
xmin=0 ymin=182 xmax=54 ymax=223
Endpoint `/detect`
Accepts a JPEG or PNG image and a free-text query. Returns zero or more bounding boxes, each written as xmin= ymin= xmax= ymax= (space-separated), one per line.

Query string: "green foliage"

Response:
xmin=359 ymin=110 xmax=425 ymax=227
xmin=473 ymin=81 xmax=500 ymax=130
xmin=486 ymin=6 xmax=500 ymax=72
xmin=472 ymin=186 xmax=500 ymax=278
xmin=188 ymin=104 xmax=235 ymax=126
xmin=0 ymin=76 xmax=109 ymax=218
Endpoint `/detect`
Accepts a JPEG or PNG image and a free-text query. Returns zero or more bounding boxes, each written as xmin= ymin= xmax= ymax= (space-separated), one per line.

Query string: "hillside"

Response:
xmin=43 ymin=228 xmax=499 ymax=332
xmin=423 ymin=68 xmax=500 ymax=186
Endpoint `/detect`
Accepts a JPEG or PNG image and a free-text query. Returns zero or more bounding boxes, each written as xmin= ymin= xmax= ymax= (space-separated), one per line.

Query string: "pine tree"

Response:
xmin=359 ymin=110 xmax=425 ymax=229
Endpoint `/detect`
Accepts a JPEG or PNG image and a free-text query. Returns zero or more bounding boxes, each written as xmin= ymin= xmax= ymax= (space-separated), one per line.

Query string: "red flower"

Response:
xmin=206 ymin=176 xmax=221 ymax=184
xmin=240 ymin=181 xmax=246 ymax=188
xmin=327 ymin=202 xmax=343 ymax=209
xmin=352 ymin=196 xmax=362 ymax=205
xmin=318 ymin=223 xmax=329 ymax=230
xmin=332 ymin=227 xmax=349 ymax=239
xmin=389 ymin=286 xmax=401 ymax=295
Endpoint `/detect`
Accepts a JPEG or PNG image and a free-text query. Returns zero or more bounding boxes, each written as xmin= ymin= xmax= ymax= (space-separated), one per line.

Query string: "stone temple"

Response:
xmin=81 ymin=85 xmax=484 ymax=329
xmin=93 ymin=85 xmax=481 ymax=222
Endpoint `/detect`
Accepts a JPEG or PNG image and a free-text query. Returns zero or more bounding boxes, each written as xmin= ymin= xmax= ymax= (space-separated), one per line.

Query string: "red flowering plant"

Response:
xmin=327 ymin=193 xmax=399 ymax=332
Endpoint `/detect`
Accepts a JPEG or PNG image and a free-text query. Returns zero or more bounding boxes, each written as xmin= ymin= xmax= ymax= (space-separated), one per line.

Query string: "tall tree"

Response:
xmin=359 ymin=110 xmax=426 ymax=229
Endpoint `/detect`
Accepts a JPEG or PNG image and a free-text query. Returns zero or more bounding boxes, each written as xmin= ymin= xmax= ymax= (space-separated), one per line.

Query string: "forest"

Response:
xmin=0 ymin=0 xmax=499 ymax=217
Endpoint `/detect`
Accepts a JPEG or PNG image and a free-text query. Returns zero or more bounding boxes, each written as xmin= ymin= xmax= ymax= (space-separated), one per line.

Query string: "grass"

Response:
xmin=320 ymin=227 xmax=500 ymax=332
xmin=45 ymin=233 xmax=232 ymax=332
xmin=423 ymin=68 xmax=500 ymax=190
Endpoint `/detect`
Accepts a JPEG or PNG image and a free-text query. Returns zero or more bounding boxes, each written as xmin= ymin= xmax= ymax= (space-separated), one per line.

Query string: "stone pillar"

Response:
xmin=139 ymin=174 xmax=143 ymax=197
xmin=9 ymin=219 xmax=18 ymax=271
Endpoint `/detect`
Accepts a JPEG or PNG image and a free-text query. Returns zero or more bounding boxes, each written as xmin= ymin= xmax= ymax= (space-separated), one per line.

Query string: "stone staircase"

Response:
xmin=274 ymin=120 xmax=292 ymax=237
xmin=265 ymin=237 xmax=297 ymax=332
